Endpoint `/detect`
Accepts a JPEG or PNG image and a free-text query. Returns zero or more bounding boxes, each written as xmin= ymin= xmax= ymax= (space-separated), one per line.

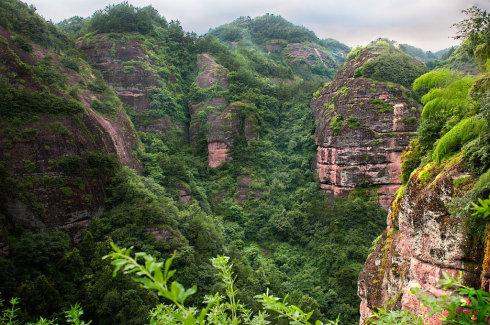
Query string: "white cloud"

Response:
xmin=23 ymin=0 xmax=490 ymax=51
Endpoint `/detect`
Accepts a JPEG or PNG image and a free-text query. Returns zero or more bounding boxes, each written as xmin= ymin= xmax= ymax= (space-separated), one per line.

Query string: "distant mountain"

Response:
xmin=209 ymin=14 xmax=350 ymax=79
xmin=397 ymin=43 xmax=451 ymax=63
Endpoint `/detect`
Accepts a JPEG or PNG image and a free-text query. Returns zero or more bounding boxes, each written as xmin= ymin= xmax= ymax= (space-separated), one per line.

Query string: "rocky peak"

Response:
xmin=311 ymin=44 xmax=423 ymax=208
xmin=190 ymin=53 xmax=256 ymax=168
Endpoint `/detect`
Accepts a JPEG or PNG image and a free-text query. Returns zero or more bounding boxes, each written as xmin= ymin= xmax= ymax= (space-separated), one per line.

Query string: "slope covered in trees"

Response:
xmin=0 ymin=1 xmax=488 ymax=325
xmin=0 ymin=2 xmax=382 ymax=324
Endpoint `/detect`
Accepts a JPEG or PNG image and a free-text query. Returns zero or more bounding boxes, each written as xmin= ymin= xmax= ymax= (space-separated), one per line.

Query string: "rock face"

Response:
xmin=284 ymin=42 xmax=336 ymax=69
xmin=0 ymin=25 xmax=139 ymax=242
xmin=311 ymin=48 xmax=420 ymax=209
xmin=191 ymin=54 xmax=256 ymax=168
xmin=358 ymin=160 xmax=487 ymax=323
xmin=79 ymin=34 xmax=180 ymax=134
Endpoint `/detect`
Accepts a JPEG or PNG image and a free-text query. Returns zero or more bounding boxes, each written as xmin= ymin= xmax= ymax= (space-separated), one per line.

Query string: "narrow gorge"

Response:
xmin=0 ymin=1 xmax=488 ymax=324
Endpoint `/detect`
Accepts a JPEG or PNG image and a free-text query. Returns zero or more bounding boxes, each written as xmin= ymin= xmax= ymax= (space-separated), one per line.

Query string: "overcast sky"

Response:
xmin=23 ymin=0 xmax=489 ymax=51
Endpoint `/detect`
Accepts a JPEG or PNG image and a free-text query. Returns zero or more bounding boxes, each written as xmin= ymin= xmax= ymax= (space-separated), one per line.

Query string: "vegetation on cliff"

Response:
xmin=0 ymin=1 xmax=381 ymax=324
xmin=1 ymin=1 xmax=488 ymax=324
xmin=365 ymin=5 xmax=490 ymax=324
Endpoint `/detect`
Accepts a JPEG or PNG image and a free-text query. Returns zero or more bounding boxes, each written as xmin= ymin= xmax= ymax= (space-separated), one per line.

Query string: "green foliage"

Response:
xmin=210 ymin=14 xmax=318 ymax=45
xmin=370 ymin=273 xmax=490 ymax=324
xmin=346 ymin=46 xmax=363 ymax=60
xmin=367 ymin=308 xmax=423 ymax=325
xmin=471 ymin=196 xmax=490 ymax=223
xmin=0 ymin=297 xmax=21 ymax=325
xmin=400 ymin=139 xmax=422 ymax=183
xmin=11 ymin=34 xmax=32 ymax=52
xmin=360 ymin=51 xmax=426 ymax=88
xmin=414 ymin=71 xmax=476 ymax=151
xmin=88 ymin=3 xmax=166 ymax=34
xmin=60 ymin=56 xmax=80 ymax=72
xmin=346 ymin=116 xmax=360 ymax=129
xmin=412 ymin=69 xmax=457 ymax=96
xmin=0 ymin=0 xmax=69 ymax=49
xmin=411 ymin=273 xmax=490 ymax=324
xmin=329 ymin=115 xmax=343 ymax=135
xmin=57 ymin=16 xmax=87 ymax=37
xmin=370 ymin=99 xmax=392 ymax=113
xmin=0 ymin=82 xmax=83 ymax=118
xmin=105 ymin=242 xmax=336 ymax=324
xmin=0 ymin=3 xmax=380 ymax=324
xmin=432 ymin=116 xmax=486 ymax=162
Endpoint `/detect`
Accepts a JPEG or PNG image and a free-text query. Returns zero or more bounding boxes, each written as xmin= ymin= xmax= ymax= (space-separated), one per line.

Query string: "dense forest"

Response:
xmin=0 ymin=1 xmax=488 ymax=324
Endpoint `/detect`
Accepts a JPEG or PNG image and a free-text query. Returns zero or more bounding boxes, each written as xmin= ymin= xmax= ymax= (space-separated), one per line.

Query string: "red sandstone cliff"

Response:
xmin=191 ymin=53 xmax=257 ymax=168
xmin=358 ymin=157 xmax=488 ymax=324
xmin=311 ymin=47 xmax=421 ymax=209
xmin=0 ymin=25 xmax=140 ymax=244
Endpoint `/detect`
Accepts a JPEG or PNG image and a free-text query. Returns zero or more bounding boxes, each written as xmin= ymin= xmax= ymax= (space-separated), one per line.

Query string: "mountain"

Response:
xmin=358 ymin=34 xmax=489 ymax=325
xmin=398 ymin=43 xmax=452 ymax=63
xmin=311 ymin=40 xmax=425 ymax=209
xmin=0 ymin=1 xmax=488 ymax=324
xmin=209 ymin=14 xmax=350 ymax=79
xmin=0 ymin=2 xmax=381 ymax=323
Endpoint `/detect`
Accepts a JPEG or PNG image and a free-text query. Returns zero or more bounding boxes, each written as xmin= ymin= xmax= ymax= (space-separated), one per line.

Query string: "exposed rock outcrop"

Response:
xmin=311 ymin=47 xmax=421 ymax=209
xmin=0 ymin=25 xmax=139 ymax=240
xmin=79 ymin=34 xmax=181 ymax=134
xmin=191 ymin=54 xmax=256 ymax=168
xmin=358 ymin=159 xmax=487 ymax=323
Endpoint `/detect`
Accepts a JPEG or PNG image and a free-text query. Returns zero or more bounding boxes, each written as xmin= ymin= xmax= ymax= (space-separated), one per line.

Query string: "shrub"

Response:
xmin=432 ymin=116 xmax=486 ymax=162
xmin=105 ymin=242 xmax=339 ymax=324
xmin=11 ymin=34 xmax=32 ymax=52
xmin=346 ymin=116 xmax=360 ymax=129
xmin=60 ymin=56 xmax=80 ymax=72
xmin=400 ymin=139 xmax=422 ymax=183
xmin=88 ymin=3 xmax=166 ymax=34
xmin=370 ymin=98 xmax=392 ymax=113
xmin=360 ymin=52 xmax=426 ymax=88
xmin=412 ymin=69 xmax=457 ymax=96
xmin=416 ymin=73 xmax=476 ymax=150
xmin=0 ymin=82 xmax=83 ymax=118
xmin=329 ymin=115 xmax=343 ymax=135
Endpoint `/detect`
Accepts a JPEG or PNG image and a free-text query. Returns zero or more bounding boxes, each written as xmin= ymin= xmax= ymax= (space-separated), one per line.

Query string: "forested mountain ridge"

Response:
xmin=0 ymin=1 xmax=488 ymax=324
xmin=209 ymin=14 xmax=350 ymax=79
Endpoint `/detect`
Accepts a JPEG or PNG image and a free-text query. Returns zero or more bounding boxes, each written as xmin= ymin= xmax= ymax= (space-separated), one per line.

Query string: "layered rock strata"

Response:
xmin=358 ymin=160 xmax=488 ymax=324
xmin=311 ymin=49 xmax=420 ymax=208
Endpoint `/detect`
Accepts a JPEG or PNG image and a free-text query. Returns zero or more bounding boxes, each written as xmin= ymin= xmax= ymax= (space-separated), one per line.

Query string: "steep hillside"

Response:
xmin=358 ymin=22 xmax=489 ymax=323
xmin=0 ymin=0 xmax=140 ymax=240
xmin=311 ymin=40 xmax=426 ymax=208
xmin=0 ymin=3 xmax=228 ymax=322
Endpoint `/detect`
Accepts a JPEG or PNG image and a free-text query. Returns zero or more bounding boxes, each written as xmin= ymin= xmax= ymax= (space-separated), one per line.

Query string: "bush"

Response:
xmin=412 ymin=69 xmax=457 ymax=96
xmin=360 ymin=52 xmax=426 ymax=88
xmin=88 ymin=3 xmax=166 ymax=34
xmin=105 ymin=242 xmax=340 ymax=325
xmin=400 ymin=139 xmax=422 ymax=183
xmin=416 ymin=73 xmax=475 ymax=150
xmin=0 ymin=82 xmax=83 ymax=118
xmin=329 ymin=115 xmax=343 ymax=135
xmin=60 ymin=56 xmax=80 ymax=72
xmin=432 ymin=116 xmax=486 ymax=162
